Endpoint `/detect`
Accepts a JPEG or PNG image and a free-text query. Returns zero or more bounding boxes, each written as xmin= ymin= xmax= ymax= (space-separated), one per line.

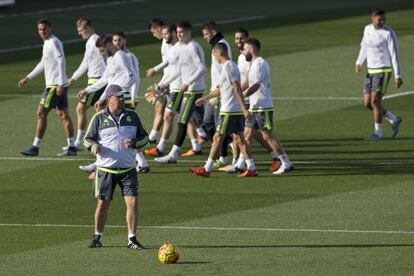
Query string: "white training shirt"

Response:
xmin=159 ymin=41 xmax=182 ymax=91
xmin=356 ymin=24 xmax=401 ymax=78
xmin=124 ymin=49 xmax=140 ymax=100
xmin=219 ymin=60 xmax=242 ymax=113
xmin=84 ymin=50 xmax=136 ymax=98
xmin=237 ymin=53 xmax=251 ymax=86
xmin=71 ymin=33 xmax=106 ymax=80
xmin=153 ymin=38 xmax=170 ymax=75
xmin=27 ymin=34 xmax=67 ymax=86
xmin=210 ymin=38 xmax=232 ymax=91
xmin=248 ymin=57 xmax=274 ymax=110
xmin=160 ymin=39 xmax=206 ymax=91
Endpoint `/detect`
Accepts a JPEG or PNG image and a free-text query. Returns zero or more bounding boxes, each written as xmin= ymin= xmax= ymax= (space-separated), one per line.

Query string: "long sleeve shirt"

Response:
xmin=124 ymin=49 xmax=140 ymax=100
xmin=356 ymin=24 xmax=402 ymax=78
xmin=27 ymin=34 xmax=67 ymax=86
xmin=158 ymin=41 xmax=182 ymax=91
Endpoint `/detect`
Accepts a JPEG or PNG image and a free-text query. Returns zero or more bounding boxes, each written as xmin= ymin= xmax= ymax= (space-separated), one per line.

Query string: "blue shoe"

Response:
xmin=391 ymin=116 xmax=402 ymax=138
xmin=364 ymin=133 xmax=382 ymax=142
xmin=20 ymin=145 xmax=39 ymax=156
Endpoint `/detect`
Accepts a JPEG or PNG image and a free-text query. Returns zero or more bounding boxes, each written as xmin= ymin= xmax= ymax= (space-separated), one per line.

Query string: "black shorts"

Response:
xmin=166 ymin=90 xmax=184 ymax=113
xmin=245 ymin=110 xmax=274 ymax=131
xmin=177 ymin=91 xmax=204 ymax=125
xmin=216 ymin=113 xmax=244 ymax=135
xmin=40 ymin=85 xmax=69 ymax=109
xmin=80 ymin=78 xmax=106 ymax=106
xmin=94 ymin=167 xmax=138 ymax=200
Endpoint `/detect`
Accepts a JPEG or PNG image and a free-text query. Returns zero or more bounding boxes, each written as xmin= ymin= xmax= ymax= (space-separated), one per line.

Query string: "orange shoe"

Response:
xmin=270 ymin=159 xmax=282 ymax=172
xmin=238 ymin=169 xmax=258 ymax=177
xmin=144 ymin=146 xmax=163 ymax=157
xmin=190 ymin=166 xmax=210 ymax=177
xmin=181 ymin=148 xmax=203 ymax=157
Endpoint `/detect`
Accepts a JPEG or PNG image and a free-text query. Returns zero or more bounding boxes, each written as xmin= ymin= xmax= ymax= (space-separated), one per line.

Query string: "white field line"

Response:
xmin=0 ymin=223 xmax=413 ymax=235
xmin=0 ymin=15 xmax=266 ymax=54
xmin=0 ymin=157 xmax=410 ymax=166
xmin=0 ymin=0 xmax=147 ymax=18
xmin=1 ymin=90 xmax=412 ymax=101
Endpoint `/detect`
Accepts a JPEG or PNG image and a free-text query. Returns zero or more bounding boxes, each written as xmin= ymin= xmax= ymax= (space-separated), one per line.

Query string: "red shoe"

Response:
xmin=144 ymin=146 xmax=163 ymax=157
xmin=270 ymin=159 xmax=282 ymax=172
xmin=181 ymin=148 xmax=203 ymax=157
xmin=190 ymin=166 xmax=210 ymax=177
xmin=238 ymin=169 xmax=258 ymax=177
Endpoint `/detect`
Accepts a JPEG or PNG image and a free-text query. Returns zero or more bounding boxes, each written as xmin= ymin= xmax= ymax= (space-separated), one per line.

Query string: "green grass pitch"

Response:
xmin=0 ymin=0 xmax=414 ymax=274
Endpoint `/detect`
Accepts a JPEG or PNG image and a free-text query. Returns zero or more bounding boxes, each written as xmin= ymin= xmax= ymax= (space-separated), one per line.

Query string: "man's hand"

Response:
xmin=94 ymin=99 xmax=104 ymax=109
xmin=180 ymin=83 xmax=189 ymax=93
xmin=77 ymin=90 xmax=88 ymax=99
xmin=355 ymin=64 xmax=362 ymax=74
xmin=91 ymin=144 xmax=100 ymax=156
xmin=195 ymin=98 xmax=205 ymax=107
xmin=123 ymin=139 xmax=133 ymax=149
xmin=395 ymin=78 xmax=403 ymax=88
xmin=56 ymin=85 xmax=64 ymax=95
xmin=18 ymin=77 xmax=29 ymax=88
xmin=68 ymin=78 xmax=76 ymax=86
xmin=146 ymin=68 xmax=156 ymax=78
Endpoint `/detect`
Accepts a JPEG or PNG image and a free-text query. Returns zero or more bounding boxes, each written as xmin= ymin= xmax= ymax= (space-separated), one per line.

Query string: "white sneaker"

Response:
xmin=273 ymin=163 xmax=294 ymax=175
xmin=79 ymin=163 xmax=97 ymax=173
xmin=62 ymin=143 xmax=83 ymax=151
xmin=154 ymin=155 xmax=177 ymax=164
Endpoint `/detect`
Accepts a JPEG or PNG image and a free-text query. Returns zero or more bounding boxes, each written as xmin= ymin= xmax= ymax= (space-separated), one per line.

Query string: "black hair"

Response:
xmin=148 ymin=18 xmax=165 ymax=29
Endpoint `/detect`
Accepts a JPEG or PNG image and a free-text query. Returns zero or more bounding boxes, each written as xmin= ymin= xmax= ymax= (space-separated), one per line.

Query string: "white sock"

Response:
xmin=270 ymin=151 xmax=278 ymax=160
xmin=278 ymin=154 xmax=291 ymax=166
xmin=245 ymin=159 xmax=256 ymax=170
xmin=128 ymin=233 xmax=136 ymax=244
xmin=204 ymin=158 xmax=215 ymax=172
xmin=374 ymin=123 xmax=383 ymax=137
xmin=95 ymin=232 xmax=103 ymax=241
xmin=170 ymin=145 xmax=181 ymax=159
xmin=219 ymin=156 xmax=228 ymax=164
xmin=149 ymin=129 xmax=159 ymax=141
xmin=235 ymin=155 xmax=245 ymax=169
xmin=33 ymin=137 xmax=41 ymax=147
xmin=136 ymin=151 xmax=149 ymax=167
xmin=196 ymin=127 xmax=207 ymax=138
xmin=75 ymin=129 xmax=84 ymax=145
xmin=232 ymin=158 xmax=237 ymax=166
xmin=191 ymin=138 xmax=201 ymax=152
xmin=67 ymin=137 xmax=75 ymax=147
xmin=157 ymin=138 xmax=167 ymax=152
xmin=384 ymin=110 xmax=397 ymax=124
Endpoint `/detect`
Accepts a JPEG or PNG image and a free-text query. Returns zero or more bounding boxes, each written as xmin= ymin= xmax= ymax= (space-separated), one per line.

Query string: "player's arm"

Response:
xmin=131 ymin=114 xmax=149 ymax=151
xmin=387 ymin=30 xmax=403 ymax=87
xmin=196 ymin=87 xmax=220 ymax=107
xmin=130 ymin=54 xmax=140 ymax=108
xmin=355 ymin=28 xmax=367 ymax=74
xmin=147 ymin=60 xmax=168 ymax=78
xmin=232 ymin=81 xmax=249 ymax=118
xmin=84 ymin=113 xmax=100 ymax=155
xmin=70 ymin=52 xmax=88 ymax=85
xmin=19 ymin=57 xmax=44 ymax=87
xmin=79 ymin=69 xmax=108 ymax=98
xmin=158 ymin=65 xmax=181 ymax=89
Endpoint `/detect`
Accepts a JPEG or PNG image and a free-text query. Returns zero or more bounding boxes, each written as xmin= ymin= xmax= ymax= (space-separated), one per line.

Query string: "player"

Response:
xmin=242 ymin=38 xmax=293 ymax=175
xmin=154 ymin=21 xmax=206 ymax=164
xmin=18 ymin=19 xmax=76 ymax=157
xmin=355 ymin=8 xmax=402 ymax=141
xmin=66 ymin=17 xmax=106 ymax=151
xmin=84 ymin=84 xmax=148 ymax=250
xmin=191 ymin=43 xmax=257 ymax=177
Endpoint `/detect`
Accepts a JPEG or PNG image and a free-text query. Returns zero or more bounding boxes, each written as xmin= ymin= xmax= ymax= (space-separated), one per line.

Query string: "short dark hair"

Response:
xmin=213 ymin=42 xmax=229 ymax=56
xmin=176 ymin=21 xmax=192 ymax=30
xmin=77 ymin=17 xmax=92 ymax=28
xmin=148 ymin=18 xmax=164 ymax=29
xmin=162 ymin=24 xmax=176 ymax=33
xmin=202 ymin=21 xmax=218 ymax=31
xmin=235 ymin=27 xmax=249 ymax=37
xmin=113 ymin=31 xmax=126 ymax=39
xmin=372 ymin=8 xmax=385 ymax=16
xmin=37 ymin=18 xmax=51 ymax=27
xmin=245 ymin=37 xmax=261 ymax=51
xmin=95 ymin=35 xmax=112 ymax=48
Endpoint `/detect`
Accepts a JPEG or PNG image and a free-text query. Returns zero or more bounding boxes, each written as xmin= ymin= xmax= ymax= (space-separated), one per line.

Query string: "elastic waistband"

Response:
xmin=368 ymin=68 xmax=392 ymax=74
xmin=249 ymin=108 xmax=274 ymax=112
xmin=97 ymin=167 xmax=135 ymax=174
xmin=219 ymin=111 xmax=243 ymax=115
xmin=46 ymin=84 xmax=69 ymax=88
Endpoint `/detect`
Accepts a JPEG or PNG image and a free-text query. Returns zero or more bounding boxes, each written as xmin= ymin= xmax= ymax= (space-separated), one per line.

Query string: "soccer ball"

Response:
xmin=157 ymin=242 xmax=180 ymax=264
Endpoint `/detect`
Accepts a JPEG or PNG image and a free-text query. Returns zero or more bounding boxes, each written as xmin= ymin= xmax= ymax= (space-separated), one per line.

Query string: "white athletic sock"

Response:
xmin=136 ymin=151 xmax=149 ymax=167
xmin=384 ymin=110 xmax=397 ymax=124
xmin=191 ymin=138 xmax=201 ymax=152
xmin=245 ymin=159 xmax=256 ymax=170
xmin=170 ymin=145 xmax=181 ymax=159
xmin=128 ymin=233 xmax=136 ymax=244
xmin=374 ymin=123 xmax=383 ymax=137
xmin=148 ymin=129 xmax=159 ymax=141
xmin=232 ymin=158 xmax=237 ymax=166
xmin=278 ymin=154 xmax=291 ymax=166
xmin=95 ymin=232 xmax=103 ymax=241
xmin=75 ymin=129 xmax=84 ymax=145
xmin=67 ymin=137 xmax=75 ymax=147
xmin=196 ymin=127 xmax=207 ymax=138
xmin=157 ymin=138 xmax=167 ymax=152
xmin=235 ymin=155 xmax=245 ymax=169
xmin=33 ymin=137 xmax=41 ymax=147
xmin=270 ymin=151 xmax=278 ymax=160
xmin=204 ymin=158 xmax=215 ymax=172
xmin=219 ymin=156 xmax=228 ymax=165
